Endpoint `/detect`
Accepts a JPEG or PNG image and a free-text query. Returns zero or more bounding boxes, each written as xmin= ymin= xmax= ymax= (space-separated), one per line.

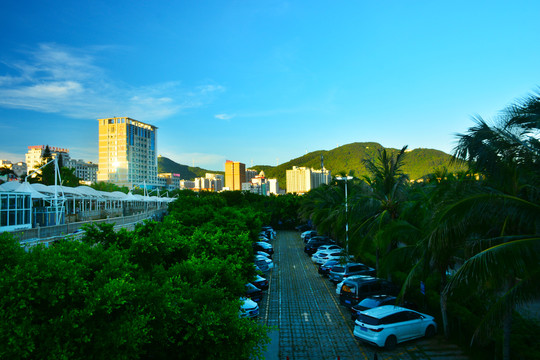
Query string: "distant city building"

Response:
xmin=267 ymin=178 xmax=284 ymax=195
xmin=245 ymin=169 xmax=258 ymax=183
xmin=158 ymin=173 xmax=181 ymax=190
xmin=97 ymin=117 xmax=158 ymax=188
xmin=25 ymin=145 xmax=70 ymax=174
xmin=65 ymin=159 xmax=98 ymax=184
xmin=225 ymin=160 xmax=246 ymax=191
xmin=179 ymin=179 xmax=195 ymax=190
xmin=0 ymin=160 xmax=27 ymax=178
xmin=286 ymin=166 xmax=331 ymax=194
xmin=194 ymin=177 xmax=212 ymax=191
xmin=242 ymin=170 xmax=275 ymax=196
xmin=12 ymin=162 xmax=27 ymax=177
xmin=205 ymin=173 xmax=224 ymax=192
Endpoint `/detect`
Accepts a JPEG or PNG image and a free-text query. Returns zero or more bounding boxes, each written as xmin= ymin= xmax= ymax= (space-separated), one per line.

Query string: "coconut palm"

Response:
xmin=348 ymin=145 xmax=410 ymax=275
xmin=442 ymin=92 xmax=540 ymax=359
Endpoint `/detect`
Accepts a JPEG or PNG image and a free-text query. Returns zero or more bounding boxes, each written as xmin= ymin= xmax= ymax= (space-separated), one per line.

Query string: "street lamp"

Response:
xmin=335 ymin=176 xmax=353 ymax=257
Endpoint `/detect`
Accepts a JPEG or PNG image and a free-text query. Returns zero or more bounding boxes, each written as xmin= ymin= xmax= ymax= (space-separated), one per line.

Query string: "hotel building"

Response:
xmin=97 ymin=117 xmax=158 ymax=188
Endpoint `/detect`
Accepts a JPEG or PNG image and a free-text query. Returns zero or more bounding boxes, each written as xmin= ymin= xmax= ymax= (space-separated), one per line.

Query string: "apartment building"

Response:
xmin=97 ymin=117 xmax=158 ymax=188
xmin=286 ymin=166 xmax=331 ymax=194
xmin=65 ymin=159 xmax=98 ymax=184
xmin=224 ymin=160 xmax=245 ymax=191
xmin=158 ymin=173 xmax=181 ymax=190
xmin=205 ymin=173 xmax=224 ymax=192
xmin=25 ymin=145 xmax=70 ymax=174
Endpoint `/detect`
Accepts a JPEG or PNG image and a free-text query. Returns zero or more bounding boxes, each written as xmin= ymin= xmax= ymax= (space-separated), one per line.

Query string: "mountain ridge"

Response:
xmin=158 ymin=142 xmax=463 ymax=186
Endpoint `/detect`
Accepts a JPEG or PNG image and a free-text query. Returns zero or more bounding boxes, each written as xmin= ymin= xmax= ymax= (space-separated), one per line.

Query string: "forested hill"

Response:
xmin=157 ymin=156 xmax=223 ymax=180
xmin=158 ymin=142 xmax=463 ymax=184
xmin=251 ymin=142 xmax=464 ymax=187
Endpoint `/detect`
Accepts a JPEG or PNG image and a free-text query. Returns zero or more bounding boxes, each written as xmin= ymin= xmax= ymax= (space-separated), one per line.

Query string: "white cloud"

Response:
xmin=214 ymin=113 xmax=235 ymax=120
xmin=0 ymin=43 xmax=223 ymax=121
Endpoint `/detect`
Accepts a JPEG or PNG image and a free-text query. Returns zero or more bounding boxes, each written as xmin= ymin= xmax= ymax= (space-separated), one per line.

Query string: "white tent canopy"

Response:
xmin=14 ymin=182 xmax=49 ymax=199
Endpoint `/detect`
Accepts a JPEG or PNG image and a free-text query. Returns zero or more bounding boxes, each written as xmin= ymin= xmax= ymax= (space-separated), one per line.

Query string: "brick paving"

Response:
xmin=258 ymin=231 xmax=469 ymax=360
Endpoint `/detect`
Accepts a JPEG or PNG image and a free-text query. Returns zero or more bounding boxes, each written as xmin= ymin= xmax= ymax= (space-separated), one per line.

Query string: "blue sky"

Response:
xmin=1 ymin=1 xmax=540 ymax=171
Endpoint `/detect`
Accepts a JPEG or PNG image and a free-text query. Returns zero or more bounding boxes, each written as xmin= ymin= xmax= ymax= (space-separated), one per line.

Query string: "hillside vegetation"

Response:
xmin=157 ymin=156 xmax=223 ymax=180
xmin=252 ymin=142 xmax=464 ymax=187
xmin=158 ymin=142 xmax=463 ymax=186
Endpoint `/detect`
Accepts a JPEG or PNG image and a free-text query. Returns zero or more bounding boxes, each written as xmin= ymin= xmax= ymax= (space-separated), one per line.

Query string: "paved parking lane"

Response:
xmin=258 ymin=231 xmax=468 ymax=360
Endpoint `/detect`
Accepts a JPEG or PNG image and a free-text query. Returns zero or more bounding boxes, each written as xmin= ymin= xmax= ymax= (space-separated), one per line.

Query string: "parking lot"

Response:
xmin=258 ymin=231 xmax=468 ymax=360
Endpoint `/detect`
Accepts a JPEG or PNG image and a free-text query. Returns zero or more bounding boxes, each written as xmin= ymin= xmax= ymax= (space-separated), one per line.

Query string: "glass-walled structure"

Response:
xmin=0 ymin=192 xmax=32 ymax=232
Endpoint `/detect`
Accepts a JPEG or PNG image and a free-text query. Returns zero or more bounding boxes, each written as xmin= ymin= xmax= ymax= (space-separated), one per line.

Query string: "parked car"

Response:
xmin=351 ymin=295 xmax=418 ymax=320
xmin=312 ymin=250 xmax=348 ymax=265
xmin=301 ymin=230 xmax=317 ymax=242
xmin=261 ymin=226 xmax=276 ymax=240
xmin=339 ymin=277 xmax=398 ymax=308
xmin=335 ymin=275 xmax=374 ymax=295
xmin=353 ymin=305 xmax=437 ymax=349
xmin=255 ymin=254 xmax=274 ymax=270
xmin=328 ymin=262 xmax=376 ymax=284
xmin=256 ymin=250 xmax=272 ymax=259
xmin=313 ymin=244 xmax=342 ymax=254
xmin=253 ymin=241 xmax=274 ymax=255
xmin=251 ymin=274 xmax=269 ymax=290
xmin=319 ymin=259 xmax=341 ymax=276
xmin=350 ymin=295 xmax=398 ymax=320
xmin=254 ymin=258 xmax=270 ymax=272
xmin=304 ymin=236 xmax=335 ymax=255
xmin=245 ymin=283 xmax=263 ymax=302
xmin=239 ymin=297 xmax=259 ymax=319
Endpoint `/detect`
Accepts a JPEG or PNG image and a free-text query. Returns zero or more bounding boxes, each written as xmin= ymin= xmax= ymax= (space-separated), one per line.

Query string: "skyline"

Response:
xmin=1 ymin=1 xmax=540 ymax=171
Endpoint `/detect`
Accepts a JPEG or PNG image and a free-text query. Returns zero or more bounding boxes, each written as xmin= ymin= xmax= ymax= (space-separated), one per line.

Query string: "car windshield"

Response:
xmin=357 ymin=313 xmax=381 ymax=326
xmin=332 ymin=266 xmax=345 ymax=273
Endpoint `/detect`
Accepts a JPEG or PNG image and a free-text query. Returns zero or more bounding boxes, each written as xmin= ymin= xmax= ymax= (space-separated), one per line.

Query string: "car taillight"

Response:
xmin=369 ymin=328 xmax=384 ymax=332
xmin=343 ymin=275 xmax=349 ymax=278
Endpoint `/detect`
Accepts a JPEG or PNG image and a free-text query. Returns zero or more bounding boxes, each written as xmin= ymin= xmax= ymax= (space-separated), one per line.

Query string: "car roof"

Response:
xmin=343 ymin=275 xmax=377 ymax=284
xmin=362 ymin=305 xmax=419 ymax=318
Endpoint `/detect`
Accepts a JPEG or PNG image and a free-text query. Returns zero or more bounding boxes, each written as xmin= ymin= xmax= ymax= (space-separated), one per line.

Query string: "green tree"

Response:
xmin=352 ymin=145 xmax=410 ymax=275
xmin=60 ymin=167 xmax=81 ymax=187
xmin=441 ymin=92 xmax=540 ymax=359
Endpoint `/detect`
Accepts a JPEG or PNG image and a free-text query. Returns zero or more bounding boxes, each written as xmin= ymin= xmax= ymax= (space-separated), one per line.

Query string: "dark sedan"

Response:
xmin=318 ymin=259 xmax=340 ymax=276
xmin=251 ymin=274 xmax=269 ymax=291
xmin=245 ymin=283 xmax=263 ymax=302
xmin=304 ymin=236 xmax=335 ymax=255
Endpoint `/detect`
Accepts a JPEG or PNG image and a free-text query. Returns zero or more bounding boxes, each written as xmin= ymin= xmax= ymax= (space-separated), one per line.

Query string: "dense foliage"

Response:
xmin=299 ymin=92 xmax=540 ymax=360
xmin=0 ymin=191 xmax=276 ymax=359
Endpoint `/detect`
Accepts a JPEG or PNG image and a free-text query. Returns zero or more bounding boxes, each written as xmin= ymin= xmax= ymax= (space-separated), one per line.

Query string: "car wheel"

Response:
xmin=425 ymin=325 xmax=436 ymax=338
xmin=384 ymin=335 xmax=397 ymax=350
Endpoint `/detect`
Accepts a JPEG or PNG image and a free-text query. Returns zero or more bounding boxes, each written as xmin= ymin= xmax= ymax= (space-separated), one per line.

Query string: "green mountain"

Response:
xmin=158 ymin=142 xmax=464 ymax=186
xmin=251 ymin=142 xmax=464 ymax=188
xmin=157 ymin=156 xmax=223 ymax=180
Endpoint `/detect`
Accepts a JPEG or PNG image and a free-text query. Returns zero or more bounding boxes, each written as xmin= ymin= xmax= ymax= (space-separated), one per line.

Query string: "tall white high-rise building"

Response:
xmin=97 ymin=117 xmax=158 ymax=188
xmin=286 ymin=166 xmax=331 ymax=194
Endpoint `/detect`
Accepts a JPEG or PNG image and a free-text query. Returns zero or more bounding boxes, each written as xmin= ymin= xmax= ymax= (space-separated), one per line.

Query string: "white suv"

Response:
xmin=353 ymin=305 xmax=436 ymax=349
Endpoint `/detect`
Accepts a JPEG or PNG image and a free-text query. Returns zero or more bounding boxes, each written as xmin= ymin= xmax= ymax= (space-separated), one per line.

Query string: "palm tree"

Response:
xmin=442 ymin=92 xmax=540 ymax=359
xmin=349 ymin=145 xmax=410 ymax=275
